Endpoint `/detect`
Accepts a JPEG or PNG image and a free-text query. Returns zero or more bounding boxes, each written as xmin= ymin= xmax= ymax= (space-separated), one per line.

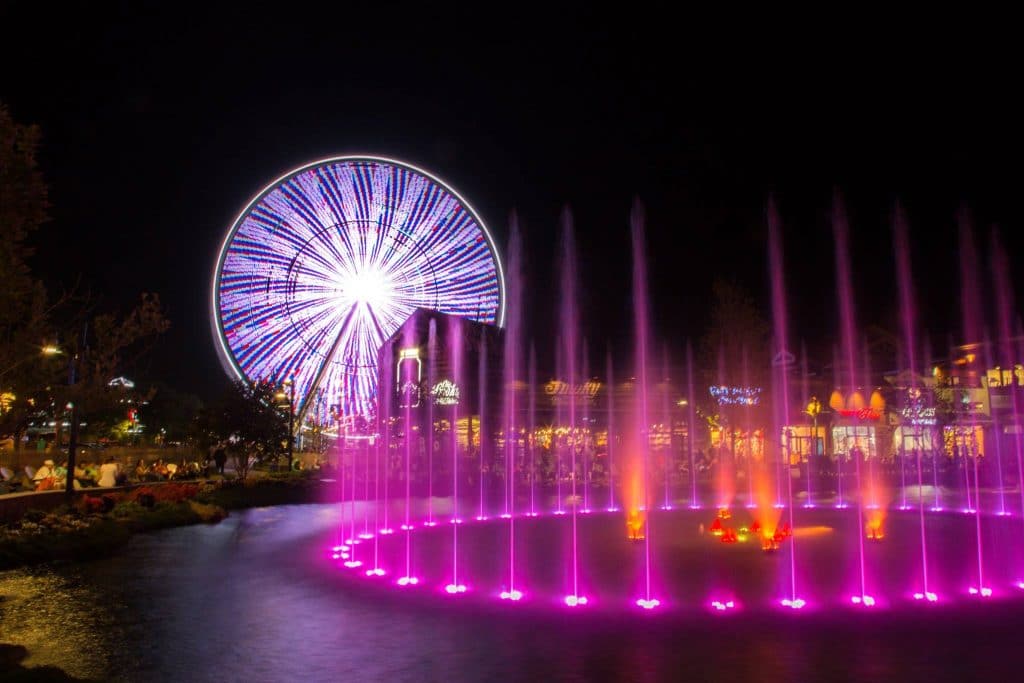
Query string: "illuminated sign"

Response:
xmin=544 ymin=380 xmax=601 ymax=400
xmin=836 ymin=408 xmax=882 ymax=421
xmin=431 ymin=379 xmax=460 ymax=406
xmin=709 ymin=385 xmax=761 ymax=406
xmin=900 ymin=407 xmax=936 ymax=426
xmin=397 ymin=347 xmax=422 ymax=408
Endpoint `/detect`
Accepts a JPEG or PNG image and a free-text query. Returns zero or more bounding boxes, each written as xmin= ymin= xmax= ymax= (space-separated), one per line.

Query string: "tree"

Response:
xmin=0 ymin=102 xmax=60 ymax=450
xmin=194 ymin=380 xmax=288 ymax=479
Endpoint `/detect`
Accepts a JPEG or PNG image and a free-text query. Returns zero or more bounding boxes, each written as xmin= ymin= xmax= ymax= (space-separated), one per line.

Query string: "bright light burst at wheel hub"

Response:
xmin=211 ymin=156 xmax=505 ymax=422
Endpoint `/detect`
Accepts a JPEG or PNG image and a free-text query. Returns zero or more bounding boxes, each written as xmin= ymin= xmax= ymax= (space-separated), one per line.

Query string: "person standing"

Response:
xmin=213 ymin=446 xmax=227 ymax=475
xmin=98 ymin=457 xmax=119 ymax=487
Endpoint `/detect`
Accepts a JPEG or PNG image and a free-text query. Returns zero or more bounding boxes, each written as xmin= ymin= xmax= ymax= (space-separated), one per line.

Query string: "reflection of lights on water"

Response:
xmin=564 ymin=595 xmax=588 ymax=607
xmin=475 ymin=515 xmax=488 ymax=521
xmin=929 ymin=507 xmax=944 ymax=512
xmin=605 ymin=507 xmax=620 ymax=513
xmin=897 ymin=505 xmax=912 ymax=511
xmin=851 ymin=595 xmax=876 ymax=606
xmin=802 ymin=503 xmax=817 ymax=509
xmin=962 ymin=508 xmax=977 ymax=515
xmin=423 ymin=521 xmax=438 ymax=527
xmin=444 ymin=584 xmax=468 ymax=594
xmin=396 ymin=576 xmax=420 ymax=586
xmin=526 ymin=512 xmax=540 ymax=517
xmin=710 ymin=600 xmax=736 ymax=611
xmin=500 ymin=513 xmax=512 ymax=519
xmin=400 ymin=524 xmax=415 ymax=531
xmin=499 ymin=590 xmax=524 ymax=601
xmin=834 ymin=503 xmax=849 ymax=510
xmin=996 ymin=511 xmax=1012 ymax=517
xmin=635 ymin=598 xmax=661 ymax=610
xmin=781 ymin=598 xmax=806 ymax=609
xmin=365 ymin=568 xmax=386 ymax=577
xmin=449 ymin=518 xmax=463 ymax=524
xmin=968 ymin=587 xmax=992 ymax=597
xmin=554 ymin=510 xmax=567 ymax=516
xmin=913 ymin=592 xmax=939 ymax=602
xmin=358 ymin=533 xmax=374 ymax=540
xmin=660 ymin=505 xmax=673 ymax=511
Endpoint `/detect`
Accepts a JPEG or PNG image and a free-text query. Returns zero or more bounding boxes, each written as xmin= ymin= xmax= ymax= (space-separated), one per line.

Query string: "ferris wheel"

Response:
xmin=211 ymin=156 xmax=505 ymax=425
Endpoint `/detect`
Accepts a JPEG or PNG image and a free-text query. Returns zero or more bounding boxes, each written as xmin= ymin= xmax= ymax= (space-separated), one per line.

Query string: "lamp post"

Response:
xmin=805 ymin=396 xmax=823 ymax=457
xmin=64 ymin=350 xmax=79 ymax=502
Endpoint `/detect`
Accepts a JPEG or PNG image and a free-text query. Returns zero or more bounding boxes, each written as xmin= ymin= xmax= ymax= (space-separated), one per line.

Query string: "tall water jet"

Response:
xmin=631 ymin=199 xmax=658 ymax=609
xmin=559 ymin=207 xmax=584 ymax=606
xmin=833 ymin=193 xmax=871 ymax=605
xmin=582 ymin=339 xmax=591 ymax=513
xmin=607 ymin=348 xmax=618 ymax=512
xmin=800 ymin=344 xmax=814 ymax=508
xmin=662 ymin=345 xmax=673 ymax=510
xmin=446 ymin=317 xmax=466 ymax=595
xmin=959 ymin=210 xmax=989 ymax=595
xmin=528 ymin=343 xmax=538 ymax=517
xmin=477 ymin=335 xmax=488 ymax=521
xmin=426 ymin=319 xmax=438 ymax=526
xmin=687 ymin=342 xmax=700 ymax=509
xmin=894 ymin=203 xmax=933 ymax=600
xmin=397 ymin=323 xmax=418 ymax=584
xmin=743 ymin=347 xmax=756 ymax=509
xmin=501 ymin=212 xmax=524 ymax=600
xmin=768 ymin=199 xmax=800 ymax=606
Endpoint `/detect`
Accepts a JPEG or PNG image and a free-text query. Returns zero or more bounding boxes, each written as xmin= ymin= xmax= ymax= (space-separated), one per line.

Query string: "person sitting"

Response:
xmin=134 ymin=459 xmax=148 ymax=481
xmin=33 ymin=459 xmax=55 ymax=483
xmin=153 ymin=459 xmax=169 ymax=479
xmin=98 ymin=456 xmax=119 ymax=487
xmin=165 ymin=462 xmax=178 ymax=479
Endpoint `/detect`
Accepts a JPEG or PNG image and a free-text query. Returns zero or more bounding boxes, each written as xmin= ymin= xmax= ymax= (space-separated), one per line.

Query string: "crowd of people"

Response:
xmin=0 ymin=452 xmax=229 ymax=494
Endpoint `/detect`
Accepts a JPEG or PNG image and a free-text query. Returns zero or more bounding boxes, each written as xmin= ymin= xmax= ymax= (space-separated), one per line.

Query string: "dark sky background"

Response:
xmin=2 ymin=3 xmax=1021 ymax=399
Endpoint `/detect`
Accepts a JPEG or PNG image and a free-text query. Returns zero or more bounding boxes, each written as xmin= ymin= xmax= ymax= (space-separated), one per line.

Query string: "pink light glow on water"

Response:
xmin=1015 ymin=581 xmax=1024 ymax=590
xmin=500 ymin=513 xmax=512 ymax=519
xmin=635 ymin=598 xmax=661 ymax=610
xmin=850 ymin=595 xmax=876 ymax=607
xmin=423 ymin=521 xmax=438 ymax=527
xmin=553 ymin=510 xmax=567 ymax=516
xmin=605 ymin=507 xmax=620 ymax=513
xmin=968 ymin=587 xmax=992 ymax=597
xmin=526 ymin=512 xmax=540 ymax=517
xmin=781 ymin=598 xmax=806 ymax=609
xmin=365 ymin=568 xmax=385 ymax=577
xmin=343 ymin=560 xmax=363 ymax=568
xmin=358 ymin=533 xmax=374 ymax=540
xmin=475 ymin=515 xmax=489 ymax=522
xmin=913 ymin=592 xmax=939 ymax=602
xmin=710 ymin=600 xmax=737 ymax=611
xmin=444 ymin=584 xmax=468 ymax=594
xmin=400 ymin=524 xmax=415 ymax=531
xmin=499 ymin=590 xmax=524 ymax=601
xmin=379 ymin=528 xmax=394 ymax=535
xmin=563 ymin=595 xmax=588 ymax=607
xmin=396 ymin=576 xmax=419 ymax=586
xmin=449 ymin=518 xmax=463 ymax=524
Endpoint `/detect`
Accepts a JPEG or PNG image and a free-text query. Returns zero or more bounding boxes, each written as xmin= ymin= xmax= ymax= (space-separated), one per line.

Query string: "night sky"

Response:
xmin=3 ymin=4 xmax=1021 ymax=399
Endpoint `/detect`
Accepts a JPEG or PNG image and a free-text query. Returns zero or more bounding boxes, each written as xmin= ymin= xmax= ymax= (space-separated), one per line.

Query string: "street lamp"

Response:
xmin=804 ymin=396 xmax=823 ymax=457
xmin=0 ymin=344 xmax=63 ymax=380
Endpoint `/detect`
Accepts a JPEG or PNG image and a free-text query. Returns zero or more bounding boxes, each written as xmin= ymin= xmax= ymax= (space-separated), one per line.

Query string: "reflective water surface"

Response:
xmin=3 ymin=503 xmax=1024 ymax=682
